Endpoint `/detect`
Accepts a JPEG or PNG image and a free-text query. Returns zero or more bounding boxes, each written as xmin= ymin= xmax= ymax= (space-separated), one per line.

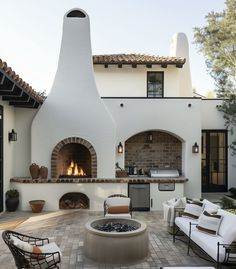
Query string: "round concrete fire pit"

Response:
xmin=84 ymin=218 xmax=149 ymax=264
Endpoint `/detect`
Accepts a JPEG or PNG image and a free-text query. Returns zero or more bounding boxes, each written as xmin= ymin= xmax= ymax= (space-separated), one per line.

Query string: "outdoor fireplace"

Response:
xmin=51 ymin=137 xmax=97 ymax=178
xmin=59 ymin=192 xmax=89 ymax=209
xmin=58 ymin=143 xmax=91 ymax=178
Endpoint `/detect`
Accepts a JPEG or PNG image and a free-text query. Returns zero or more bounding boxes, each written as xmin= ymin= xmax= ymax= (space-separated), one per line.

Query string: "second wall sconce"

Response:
xmin=117 ymin=142 xmax=123 ymax=153
xmin=9 ymin=129 xmax=17 ymax=142
xmin=192 ymin=142 xmax=199 ymax=153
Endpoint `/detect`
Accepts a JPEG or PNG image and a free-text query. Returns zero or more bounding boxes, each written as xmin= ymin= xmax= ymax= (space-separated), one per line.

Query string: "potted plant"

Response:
xmin=5 ymin=189 xmax=19 ymax=212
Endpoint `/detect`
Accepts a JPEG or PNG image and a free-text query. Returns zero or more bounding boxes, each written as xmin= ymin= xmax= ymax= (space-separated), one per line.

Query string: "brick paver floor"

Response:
xmin=0 ymin=210 xmax=221 ymax=268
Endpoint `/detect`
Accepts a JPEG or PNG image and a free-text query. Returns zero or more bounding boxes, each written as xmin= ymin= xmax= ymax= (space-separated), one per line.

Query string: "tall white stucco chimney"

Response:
xmin=31 ymin=8 xmax=116 ymax=178
xmin=169 ymin=33 xmax=193 ymax=97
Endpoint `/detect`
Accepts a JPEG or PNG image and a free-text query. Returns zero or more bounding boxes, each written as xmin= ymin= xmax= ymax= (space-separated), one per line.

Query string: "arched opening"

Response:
xmin=125 ymin=130 xmax=182 ymax=176
xmin=51 ymin=137 xmax=97 ymax=178
xmin=59 ymin=192 xmax=89 ymax=209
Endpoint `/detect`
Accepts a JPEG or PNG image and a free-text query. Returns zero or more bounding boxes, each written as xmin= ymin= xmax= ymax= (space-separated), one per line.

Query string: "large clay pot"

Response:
xmin=40 ymin=166 xmax=48 ymax=179
xmin=29 ymin=200 xmax=45 ymax=213
xmin=29 ymin=163 xmax=40 ymax=179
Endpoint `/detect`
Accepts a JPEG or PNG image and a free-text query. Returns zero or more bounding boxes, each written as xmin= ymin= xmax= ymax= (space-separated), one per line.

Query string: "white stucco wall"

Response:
xmin=201 ymin=99 xmax=236 ymax=190
xmin=104 ymin=98 xmax=202 ymax=199
xmin=14 ymin=108 xmax=38 ymax=177
xmin=31 ymin=9 xmax=116 ymax=178
xmin=94 ymin=65 xmax=181 ymax=98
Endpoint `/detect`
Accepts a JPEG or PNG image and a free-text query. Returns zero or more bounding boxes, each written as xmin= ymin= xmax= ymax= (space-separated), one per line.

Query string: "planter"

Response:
xmin=40 ymin=166 xmax=48 ymax=179
xmin=29 ymin=163 xmax=40 ymax=179
xmin=29 ymin=200 xmax=45 ymax=213
xmin=6 ymin=197 xmax=19 ymax=212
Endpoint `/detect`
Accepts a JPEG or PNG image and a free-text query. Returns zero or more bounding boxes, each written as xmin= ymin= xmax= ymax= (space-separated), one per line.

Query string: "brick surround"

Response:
xmin=125 ymin=131 xmax=182 ymax=174
xmin=51 ymin=137 xmax=97 ymax=178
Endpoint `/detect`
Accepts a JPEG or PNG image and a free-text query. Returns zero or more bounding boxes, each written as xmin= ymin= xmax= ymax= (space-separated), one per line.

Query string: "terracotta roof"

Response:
xmin=93 ymin=53 xmax=185 ymax=66
xmin=0 ymin=58 xmax=44 ymax=106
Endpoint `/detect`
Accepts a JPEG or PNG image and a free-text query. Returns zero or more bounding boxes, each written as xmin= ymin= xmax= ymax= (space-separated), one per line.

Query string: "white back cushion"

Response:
xmin=202 ymin=199 xmax=220 ymax=213
xmin=217 ymin=209 xmax=236 ymax=244
xmin=105 ymin=197 xmax=130 ymax=207
xmin=197 ymin=211 xmax=223 ymax=235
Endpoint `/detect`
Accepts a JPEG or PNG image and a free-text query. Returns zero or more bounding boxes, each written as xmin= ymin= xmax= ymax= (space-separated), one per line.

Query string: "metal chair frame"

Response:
xmin=2 ymin=230 xmax=61 ymax=269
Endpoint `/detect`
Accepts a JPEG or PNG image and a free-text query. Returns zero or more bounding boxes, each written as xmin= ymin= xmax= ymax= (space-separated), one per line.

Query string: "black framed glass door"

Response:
xmin=202 ymin=130 xmax=228 ymax=192
xmin=0 ymin=106 xmax=3 ymax=212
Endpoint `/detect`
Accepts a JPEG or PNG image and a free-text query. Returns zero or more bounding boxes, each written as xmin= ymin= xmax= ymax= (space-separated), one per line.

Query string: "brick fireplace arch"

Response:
xmin=51 ymin=137 xmax=97 ymax=178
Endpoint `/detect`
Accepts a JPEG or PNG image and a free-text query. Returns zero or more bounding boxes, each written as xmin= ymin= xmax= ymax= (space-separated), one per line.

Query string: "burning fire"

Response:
xmin=67 ymin=161 xmax=86 ymax=176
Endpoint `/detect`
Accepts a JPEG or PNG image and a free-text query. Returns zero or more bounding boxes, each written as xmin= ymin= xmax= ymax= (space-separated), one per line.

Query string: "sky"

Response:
xmin=0 ymin=0 xmax=226 ymax=96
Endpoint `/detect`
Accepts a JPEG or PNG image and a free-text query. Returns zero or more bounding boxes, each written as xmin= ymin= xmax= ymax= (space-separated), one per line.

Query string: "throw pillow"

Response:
xmin=182 ymin=200 xmax=203 ymax=219
xmin=107 ymin=205 xmax=129 ymax=214
xmin=197 ymin=210 xmax=223 ymax=235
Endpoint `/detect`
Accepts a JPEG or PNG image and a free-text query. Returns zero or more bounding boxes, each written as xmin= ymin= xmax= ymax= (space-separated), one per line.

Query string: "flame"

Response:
xmin=67 ymin=161 xmax=86 ymax=176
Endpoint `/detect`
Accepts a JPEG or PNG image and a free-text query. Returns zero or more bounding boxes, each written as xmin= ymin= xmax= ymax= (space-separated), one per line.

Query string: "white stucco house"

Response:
xmin=0 ymin=8 xmax=235 ymax=213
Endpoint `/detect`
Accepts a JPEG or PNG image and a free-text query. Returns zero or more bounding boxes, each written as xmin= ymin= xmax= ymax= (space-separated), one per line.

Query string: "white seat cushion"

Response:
xmin=202 ymin=199 xmax=220 ymax=213
xmin=190 ymin=229 xmax=225 ymax=262
xmin=175 ymin=216 xmax=198 ymax=236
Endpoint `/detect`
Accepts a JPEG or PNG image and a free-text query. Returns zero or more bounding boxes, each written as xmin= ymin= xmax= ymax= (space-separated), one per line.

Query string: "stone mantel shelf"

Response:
xmin=10 ymin=177 xmax=188 ymax=184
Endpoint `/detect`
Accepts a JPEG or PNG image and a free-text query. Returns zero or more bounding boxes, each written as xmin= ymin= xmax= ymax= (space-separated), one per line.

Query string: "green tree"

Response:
xmin=194 ymin=0 xmax=236 ymax=154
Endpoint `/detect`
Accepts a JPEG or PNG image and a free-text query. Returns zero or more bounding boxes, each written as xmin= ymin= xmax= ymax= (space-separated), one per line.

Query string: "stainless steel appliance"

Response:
xmin=128 ymin=183 xmax=150 ymax=211
xmin=149 ymin=168 xmax=179 ymax=177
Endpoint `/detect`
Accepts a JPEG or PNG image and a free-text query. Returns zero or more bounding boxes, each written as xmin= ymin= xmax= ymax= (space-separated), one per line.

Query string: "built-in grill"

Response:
xmin=149 ymin=168 xmax=179 ymax=177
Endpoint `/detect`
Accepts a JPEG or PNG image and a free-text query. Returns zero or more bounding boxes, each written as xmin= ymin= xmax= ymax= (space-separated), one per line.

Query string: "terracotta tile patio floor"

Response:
xmin=0 ymin=210 xmax=224 ymax=269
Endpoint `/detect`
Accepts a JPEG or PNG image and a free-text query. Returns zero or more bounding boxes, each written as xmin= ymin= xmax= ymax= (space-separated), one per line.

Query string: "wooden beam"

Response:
xmin=9 ymin=97 xmax=35 ymax=106
xmin=2 ymin=93 xmax=29 ymax=101
xmin=118 ymin=64 xmax=122 ymax=68
xmin=161 ymin=64 xmax=167 ymax=68
xmin=0 ymin=86 xmax=22 ymax=96
xmin=146 ymin=64 xmax=152 ymax=68
xmin=132 ymin=64 xmax=137 ymax=68
xmin=104 ymin=63 xmax=108 ymax=68
xmin=0 ymin=74 xmax=5 ymax=85
xmin=176 ymin=64 xmax=183 ymax=68
xmin=0 ymin=83 xmax=15 ymax=91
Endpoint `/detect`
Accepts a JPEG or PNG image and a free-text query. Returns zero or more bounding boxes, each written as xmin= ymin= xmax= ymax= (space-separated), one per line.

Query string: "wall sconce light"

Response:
xmin=147 ymin=132 xmax=153 ymax=142
xmin=9 ymin=129 xmax=17 ymax=142
xmin=117 ymin=142 xmax=123 ymax=153
xmin=192 ymin=142 xmax=199 ymax=153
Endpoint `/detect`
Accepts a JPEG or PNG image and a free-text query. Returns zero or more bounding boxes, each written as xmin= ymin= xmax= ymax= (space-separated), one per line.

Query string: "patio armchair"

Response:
xmin=104 ymin=194 xmax=132 ymax=218
xmin=2 ymin=230 xmax=61 ymax=269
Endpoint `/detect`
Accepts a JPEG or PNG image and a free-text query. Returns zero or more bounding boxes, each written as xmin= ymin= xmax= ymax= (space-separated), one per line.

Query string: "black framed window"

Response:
xmin=202 ymin=130 xmax=227 ymax=192
xmin=147 ymin=72 xmax=164 ymax=97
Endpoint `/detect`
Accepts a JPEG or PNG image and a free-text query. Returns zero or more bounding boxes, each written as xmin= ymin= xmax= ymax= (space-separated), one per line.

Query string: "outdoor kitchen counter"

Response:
xmin=10 ymin=177 xmax=188 ymax=183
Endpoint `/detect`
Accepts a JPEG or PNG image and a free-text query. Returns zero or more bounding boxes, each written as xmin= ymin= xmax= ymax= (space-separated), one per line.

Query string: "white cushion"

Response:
xmin=182 ymin=201 xmax=203 ymax=219
xmin=197 ymin=211 xmax=223 ymax=235
xmin=217 ymin=209 xmax=236 ymax=244
xmin=10 ymin=236 xmax=33 ymax=252
xmin=105 ymin=197 xmax=130 ymax=207
xmin=191 ymin=229 xmax=225 ymax=262
xmin=175 ymin=216 xmax=198 ymax=236
xmin=202 ymin=199 xmax=220 ymax=213
xmin=105 ymin=213 xmax=131 ymax=219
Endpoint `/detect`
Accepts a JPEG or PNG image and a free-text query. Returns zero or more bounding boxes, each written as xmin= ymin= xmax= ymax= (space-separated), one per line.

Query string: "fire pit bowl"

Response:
xmin=84 ymin=218 xmax=149 ymax=264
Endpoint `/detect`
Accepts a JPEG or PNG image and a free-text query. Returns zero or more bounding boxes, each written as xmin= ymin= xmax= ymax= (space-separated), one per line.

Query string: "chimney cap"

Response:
xmin=66 ymin=8 xmax=87 ymax=18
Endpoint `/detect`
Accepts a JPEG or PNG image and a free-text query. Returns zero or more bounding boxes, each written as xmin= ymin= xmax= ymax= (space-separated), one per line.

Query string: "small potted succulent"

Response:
xmin=5 ymin=189 xmax=19 ymax=212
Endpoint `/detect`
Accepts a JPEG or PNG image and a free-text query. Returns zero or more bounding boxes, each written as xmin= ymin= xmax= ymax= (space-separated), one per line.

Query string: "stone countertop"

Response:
xmin=10 ymin=177 xmax=188 ymax=184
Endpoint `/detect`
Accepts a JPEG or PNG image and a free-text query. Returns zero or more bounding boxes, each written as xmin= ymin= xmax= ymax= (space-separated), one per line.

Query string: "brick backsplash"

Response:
xmin=125 ymin=131 xmax=182 ymax=175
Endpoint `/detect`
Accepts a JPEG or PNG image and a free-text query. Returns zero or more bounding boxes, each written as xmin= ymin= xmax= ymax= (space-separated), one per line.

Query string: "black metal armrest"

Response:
xmin=7 ymin=230 xmax=49 ymax=246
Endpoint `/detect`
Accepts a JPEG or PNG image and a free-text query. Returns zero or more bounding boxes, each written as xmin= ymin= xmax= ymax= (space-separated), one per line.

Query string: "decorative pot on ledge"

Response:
xmin=29 ymin=200 xmax=45 ymax=213
xmin=40 ymin=166 xmax=48 ymax=179
xmin=29 ymin=163 xmax=40 ymax=179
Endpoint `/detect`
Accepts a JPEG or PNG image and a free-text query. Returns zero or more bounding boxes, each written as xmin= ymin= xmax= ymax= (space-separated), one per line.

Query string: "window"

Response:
xmin=201 ymin=130 xmax=227 ymax=192
xmin=147 ymin=72 xmax=164 ymax=97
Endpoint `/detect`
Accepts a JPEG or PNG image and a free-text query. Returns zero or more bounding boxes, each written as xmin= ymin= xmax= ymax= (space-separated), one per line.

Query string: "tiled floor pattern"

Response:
xmin=0 ymin=210 xmax=222 ymax=268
